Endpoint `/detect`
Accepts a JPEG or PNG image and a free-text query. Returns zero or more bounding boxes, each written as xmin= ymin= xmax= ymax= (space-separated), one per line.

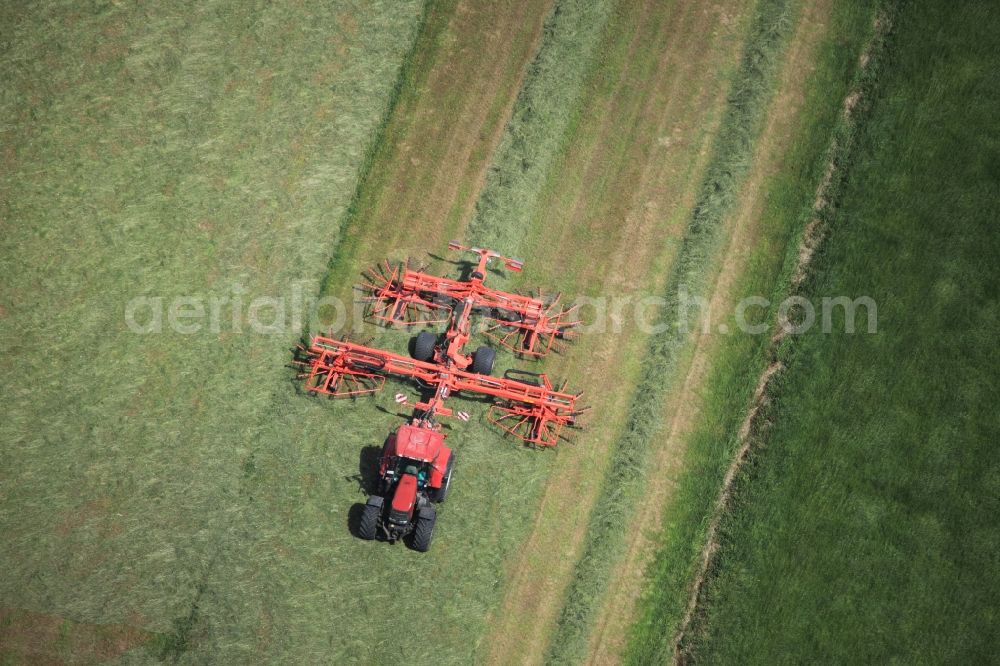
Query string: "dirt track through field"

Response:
xmin=480 ymin=0 xmax=755 ymax=662
xmin=582 ymin=1 xmax=836 ymax=661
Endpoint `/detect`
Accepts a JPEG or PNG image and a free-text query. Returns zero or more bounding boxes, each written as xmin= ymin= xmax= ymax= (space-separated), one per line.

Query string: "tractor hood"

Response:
xmin=391 ymin=424 xmax=444 ymax=463
xmin=390 ymin=474 xmax=419 ymax=521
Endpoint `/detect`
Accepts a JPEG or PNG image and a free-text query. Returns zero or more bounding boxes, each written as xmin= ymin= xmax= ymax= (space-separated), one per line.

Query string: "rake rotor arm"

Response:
xmin=362 ymin=261 xmax=460 ymax=326
xmin=446 ymin=240 xmax=524 ymax=274
xmin=363 ymin=253 xmax=579 ymax=356
xmin=477 ymin=288 xmax=580 ymax=357
xmin=456 ymin=371 xmax=582 ymax=447
xmin=298 ymin=336 xmax=443 ymax=394
xmin=364 ymin=242 xmax=530 ymax=326
xmin=368 ymin=269 xmax=556 ymax=324
xmin=298 ymin=335 xmax=583 ymax=446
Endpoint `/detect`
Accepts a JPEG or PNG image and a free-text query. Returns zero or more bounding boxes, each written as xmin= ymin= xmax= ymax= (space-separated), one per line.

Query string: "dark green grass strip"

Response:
xmin=625 ymin=3 xmax=888 ymax=662
xmin=675 ymin=1 xmax=1000 ymax=662
xmin=542 ymin=0 xmax=803 ymax=662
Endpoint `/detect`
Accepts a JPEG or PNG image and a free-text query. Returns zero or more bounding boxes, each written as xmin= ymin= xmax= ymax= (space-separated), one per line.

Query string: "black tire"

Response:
xmin=413 ymin=331 xmax=436 ymax=362
xmin=435 ymin=454 xmax=455 ymax=503
xmin=411 ymin=510 xmax=436 ymax=552
xmin=358 ymin=503 xmax=380 ymax=540
xmin=471 ymin=346 xmax=496 ymax=375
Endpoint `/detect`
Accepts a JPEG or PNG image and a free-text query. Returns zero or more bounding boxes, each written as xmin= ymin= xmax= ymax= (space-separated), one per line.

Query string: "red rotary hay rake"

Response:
xmin=294 ymin=242 xmax=586 ymax=550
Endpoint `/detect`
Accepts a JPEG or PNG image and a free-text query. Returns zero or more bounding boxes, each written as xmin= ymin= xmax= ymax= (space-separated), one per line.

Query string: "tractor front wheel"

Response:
xmin=411 ymin=510 xmax=436 ymax=552
xmin=358 ymin=502 xmax=380 ymax=540
xmin=413 ymin=331 xmax=436 ymax=362
xmin=471 ymin=346 xmax=496 ymax=375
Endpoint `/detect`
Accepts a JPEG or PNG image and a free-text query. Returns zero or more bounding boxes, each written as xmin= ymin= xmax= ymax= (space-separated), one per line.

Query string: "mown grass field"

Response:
xmin=4 ymin=0 xmax=994 ymax=663
xmin=666 ymin=1 xmax=1000 ymax=662
xmin=0 ymin=0 xmax=605 ymax=662
xmin=0 ymin=0 xmax=764 ymax=661
xmin=0 ymin=0 xmax=427 ymax=662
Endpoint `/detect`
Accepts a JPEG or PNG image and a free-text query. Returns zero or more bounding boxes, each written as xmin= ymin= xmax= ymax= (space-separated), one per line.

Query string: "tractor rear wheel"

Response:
xmin=413 ymin=331 xmax=436 ymax=362
xmin=471 ymin=346 xmax=496 ymax=375
xmin=435 ymin=453 xmax=455 ymax=503
xmin=358 ymin=503 xmax=380 ymax=540
xmin=411 ymin=510 xmax=436 ymax=552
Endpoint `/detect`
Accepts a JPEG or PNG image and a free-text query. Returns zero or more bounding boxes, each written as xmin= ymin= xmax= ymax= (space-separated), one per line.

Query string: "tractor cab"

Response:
xmin=379 ymin=423 xmax=451 ymax=492
xmin=391 ymin=422 xmax=446 ymax=462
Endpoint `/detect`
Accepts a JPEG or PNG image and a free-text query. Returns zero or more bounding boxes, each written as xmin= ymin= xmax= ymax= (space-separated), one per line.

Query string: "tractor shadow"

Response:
xmin=356 ymin=444 xmax=383 ymax=495
xmin=426 ymin=252 xmax=506 ymax=281
xmin=346 ymin=444 xmax=384 ymax=539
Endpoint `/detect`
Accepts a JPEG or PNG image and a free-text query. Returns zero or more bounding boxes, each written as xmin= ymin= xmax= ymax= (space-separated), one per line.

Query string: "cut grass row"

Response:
xmin=479 ymin=0 xmax=757 ymax=659
xmin=584 ymin=0 xmax=839 ymax=659
xmin=622 ymin=1 xmax=882 ymax=662
xmin=315 ymin=0 xmax=451 ymax=304
xmin=674 ymin=0 xmax=1000 ymax=661
xmin=318 ymin=0 xmax=553 ymax=308
xmin=540 ymin=0 xmax=815 ymax=661
xmin=466 ymin=0 xmax=613 ymax=258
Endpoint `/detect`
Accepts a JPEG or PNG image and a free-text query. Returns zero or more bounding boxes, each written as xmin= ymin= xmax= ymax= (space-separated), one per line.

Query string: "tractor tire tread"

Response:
xmin=358 ymin=503 xmax=380 ymax=540
xmin=411 ymin=512 xmax=436 ymax=552
xmin=435 ymin=454 xmax=455 ymax=503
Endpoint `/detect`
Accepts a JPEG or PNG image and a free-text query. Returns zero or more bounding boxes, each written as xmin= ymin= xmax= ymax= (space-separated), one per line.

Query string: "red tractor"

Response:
xmin=357 ymin=423 xmax=453 ymax=550
xmin=296 ymin=243 xmax=585 ymax=551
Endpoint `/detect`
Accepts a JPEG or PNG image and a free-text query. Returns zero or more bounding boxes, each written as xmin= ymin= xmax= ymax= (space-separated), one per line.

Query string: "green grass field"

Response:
xmin=3 ymin=0 xmax=997 ymax=663
xmin=666 ymin=1 xmax=1000 ymax=662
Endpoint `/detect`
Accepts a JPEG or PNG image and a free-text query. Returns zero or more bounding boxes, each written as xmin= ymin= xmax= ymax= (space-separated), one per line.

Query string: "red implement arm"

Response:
xmin=295 ymin=336 xmax=584 ymax=446
xmin=362 ymin=243 xmax=580 ymax=356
